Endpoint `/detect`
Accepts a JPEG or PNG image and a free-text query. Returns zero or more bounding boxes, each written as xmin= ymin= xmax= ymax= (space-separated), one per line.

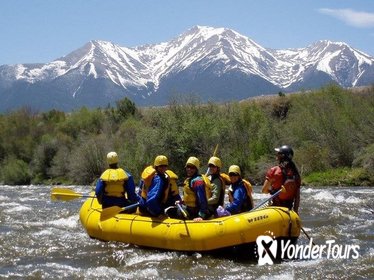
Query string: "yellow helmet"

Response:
xmin=185 ymin=156 xmax=200 ymax=169
xmin=208 ymin=156 xmax=222 ymax=168
xmin=154 ymin=155 xmax=168 ymax=167
xmin=228 ymin=165 xmax=241 ymax=176
xmin=107 ymin=151 xmax=119 ymax=165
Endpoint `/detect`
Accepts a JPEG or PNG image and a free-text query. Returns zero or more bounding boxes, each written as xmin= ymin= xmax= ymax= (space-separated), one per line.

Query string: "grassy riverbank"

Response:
xmin=303 ymin=167 xmax=373 ymax=187
xmin=0 ymin=84 xmax=373 ymax=186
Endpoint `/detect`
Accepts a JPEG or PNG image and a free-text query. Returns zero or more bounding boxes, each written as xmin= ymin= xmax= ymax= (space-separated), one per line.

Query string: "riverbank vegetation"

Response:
xmin=0 ymin=85 xmax=373 ymax=186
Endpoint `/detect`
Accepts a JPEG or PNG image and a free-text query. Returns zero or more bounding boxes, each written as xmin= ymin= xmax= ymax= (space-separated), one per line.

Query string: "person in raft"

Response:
xmin=176 ymin=156 xmax=210 ymax=221
xmin=261 ymin=145 xmax=301 ymax=213
xmin=206 ymin=156 xmax=227 ymax=216
xmin=138 ymin=155 xmax=181 ymax=217
xmin=216 ymin=165 xmax=254 ymax=217
xmin=95 ymin=151 xmax=139 ymax=211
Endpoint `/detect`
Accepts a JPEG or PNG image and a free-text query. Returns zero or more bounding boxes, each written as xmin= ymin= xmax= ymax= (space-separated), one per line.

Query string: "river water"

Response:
xmin=0 ymin=185 xmax=373 ymax=279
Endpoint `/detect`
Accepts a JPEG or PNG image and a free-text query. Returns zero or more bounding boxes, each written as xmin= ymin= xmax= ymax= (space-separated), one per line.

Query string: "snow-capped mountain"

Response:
xmin=0 ymin=26 xmax=373 ymax=112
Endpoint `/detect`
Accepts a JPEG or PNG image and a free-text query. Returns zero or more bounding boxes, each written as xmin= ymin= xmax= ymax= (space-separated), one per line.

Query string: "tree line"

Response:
xmin=0 ymin=84 xmax=373 ymax=186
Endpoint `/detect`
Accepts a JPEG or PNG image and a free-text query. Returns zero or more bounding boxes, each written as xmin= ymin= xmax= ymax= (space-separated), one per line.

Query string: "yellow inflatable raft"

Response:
xmin=79 ymin=196 xmax=301 ymax=252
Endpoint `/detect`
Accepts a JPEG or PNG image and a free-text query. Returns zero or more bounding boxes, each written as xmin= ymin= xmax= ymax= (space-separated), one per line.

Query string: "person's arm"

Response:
xmin=262 ymin=179 xmax=272 ymax=194
xmin=95 ymin=178 xmax=105 ymax=204
xmin=293 ymin=186 xmax=300 ymax=213
xmin=145 ymin=176 xmax=164 ymax=216
xmin=125 ymin=174 xmax=140 ymax=203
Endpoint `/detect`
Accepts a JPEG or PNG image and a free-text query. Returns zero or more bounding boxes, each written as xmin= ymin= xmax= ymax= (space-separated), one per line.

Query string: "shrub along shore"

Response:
xmin=0 ymin=84 xmax=373 ymax=187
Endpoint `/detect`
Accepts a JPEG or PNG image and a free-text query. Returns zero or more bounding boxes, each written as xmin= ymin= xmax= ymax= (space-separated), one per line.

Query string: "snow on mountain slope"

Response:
xmin=135 ymin=26 xmax=279 ymax=87
xmin=57 ymin=40 xmax=153 ymax=89
xmin=0 ymin=25 xmax=373 ymax=111
xmin=270 ymin=40 xmax=374 ymax=87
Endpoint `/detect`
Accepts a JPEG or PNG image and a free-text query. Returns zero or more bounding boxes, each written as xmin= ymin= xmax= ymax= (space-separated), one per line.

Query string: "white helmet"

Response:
xmin=107 ymin=151 xmax=119 ymax=165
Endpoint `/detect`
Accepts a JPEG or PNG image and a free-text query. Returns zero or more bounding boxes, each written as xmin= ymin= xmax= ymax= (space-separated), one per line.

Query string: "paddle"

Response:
xmin=100 ymin=202 xmax=140 ymax=220
xmin=251 ymin=186 xmax=286 ymax=211
xmin=300 ymin=225 xmax=327 ymax=254
xmin=176 ymin=203 xmax=189 ymax=219
xmin=301 ymin=226 xmax=317 ymax=246
xmin=51 ymin=187 xmax=95 ymax=201
xmin=205 ymin=144 xmax=219 ymax=175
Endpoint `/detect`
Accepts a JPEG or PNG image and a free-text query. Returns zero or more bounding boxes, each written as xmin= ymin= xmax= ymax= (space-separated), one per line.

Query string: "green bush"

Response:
xmin=281 ymin=85 xmax=374 ymax=169
xmin=295 ymin=141 xmax=330 ymax=175
xmin=0 ymin=86 xmax=373 ymax=186
xmin=0 ymin=157 xmax=31 ymax=185
xmin=67 ymin=135 xmax=108 ymax=185
xmin=353 ymin=143 xmax=374 ymax=179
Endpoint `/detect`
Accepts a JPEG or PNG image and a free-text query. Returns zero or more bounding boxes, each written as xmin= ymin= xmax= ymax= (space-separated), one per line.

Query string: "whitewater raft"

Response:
xmin=79 ymin=195 xmax=301 ymax=252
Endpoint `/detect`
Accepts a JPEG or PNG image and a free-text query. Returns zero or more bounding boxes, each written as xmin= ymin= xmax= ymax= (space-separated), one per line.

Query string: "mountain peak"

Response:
xmin=308 ymin=39 xmax=373 ymax=65
xmin=184 ymin=25 xmax=248 ymax=41
xmin=0 ymin=26 xmax=373 ymax=112
xmin=311 ymin=40 xmax=352 ymax=52
xmin=187 ymin=25 xmax=225 ymax=34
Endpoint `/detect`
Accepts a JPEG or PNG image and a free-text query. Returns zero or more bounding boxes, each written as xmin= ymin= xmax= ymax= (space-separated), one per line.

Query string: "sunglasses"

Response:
xmin=186 ymin=165 xmax=196 ymax=169
xmin=229 ymin=173 xmax=239 ymax=177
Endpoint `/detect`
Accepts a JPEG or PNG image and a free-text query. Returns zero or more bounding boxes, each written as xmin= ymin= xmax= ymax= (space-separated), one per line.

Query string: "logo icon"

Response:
xmin=256 ymin=234 xmax=278 ymax=265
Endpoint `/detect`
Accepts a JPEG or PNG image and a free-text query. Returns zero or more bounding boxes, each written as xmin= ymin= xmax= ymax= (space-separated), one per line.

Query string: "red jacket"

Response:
xmin=266 ymin=165 xmax=301 ymax=202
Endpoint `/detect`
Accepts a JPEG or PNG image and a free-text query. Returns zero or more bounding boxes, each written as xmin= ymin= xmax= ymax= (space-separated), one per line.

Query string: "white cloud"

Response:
xmin=319 ymin=8 xmax=374 ymax=28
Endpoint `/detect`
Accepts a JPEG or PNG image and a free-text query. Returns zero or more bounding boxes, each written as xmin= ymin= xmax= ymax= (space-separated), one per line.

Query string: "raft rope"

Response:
xmin=273 ymin=207 xmax=293 ymax=237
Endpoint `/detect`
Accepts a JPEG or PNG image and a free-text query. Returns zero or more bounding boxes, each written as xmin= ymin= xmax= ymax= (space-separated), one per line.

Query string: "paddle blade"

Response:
xmin=100 ymin=206 xmax=123 ymax=221
xmin=100 ymin=202 xmax=140 ymax=221
xmin=50 ymin=187 xmax=83 ymax=201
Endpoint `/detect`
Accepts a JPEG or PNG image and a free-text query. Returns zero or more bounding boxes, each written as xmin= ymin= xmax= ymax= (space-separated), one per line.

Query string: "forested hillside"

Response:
xmin=0 ymin=85 xmax=373 ymax=186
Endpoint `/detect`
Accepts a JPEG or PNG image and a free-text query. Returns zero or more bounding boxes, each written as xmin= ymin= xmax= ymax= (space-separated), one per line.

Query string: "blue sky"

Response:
xmin=1 ymin=0 xmax=374 ymax=65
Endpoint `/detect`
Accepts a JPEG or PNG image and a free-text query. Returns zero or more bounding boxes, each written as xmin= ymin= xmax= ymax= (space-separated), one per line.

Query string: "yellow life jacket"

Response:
xmin=164 ymin=170 xmax=179 ymax=203
xmin=100 ymin=168 xmax=128 ymax=198
xmin=183 ymin=175 xmax=211 ymax=208
xmin=220 ymin=172 xmax=231 ymax=186
xmin=140 ymin=167 xmax=177 ymax=203
xmin=243 ymin=179 xmax=254 ymax=209
xmin=140 ymin=166 xmax=156 ymax=199
xmin=243 ymin=179 xmax=253 ymax=196
xmin=202 ymin=174 xmax=212 ymax=199
xmin=218 ymin=172 xmax=231 ymax=205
